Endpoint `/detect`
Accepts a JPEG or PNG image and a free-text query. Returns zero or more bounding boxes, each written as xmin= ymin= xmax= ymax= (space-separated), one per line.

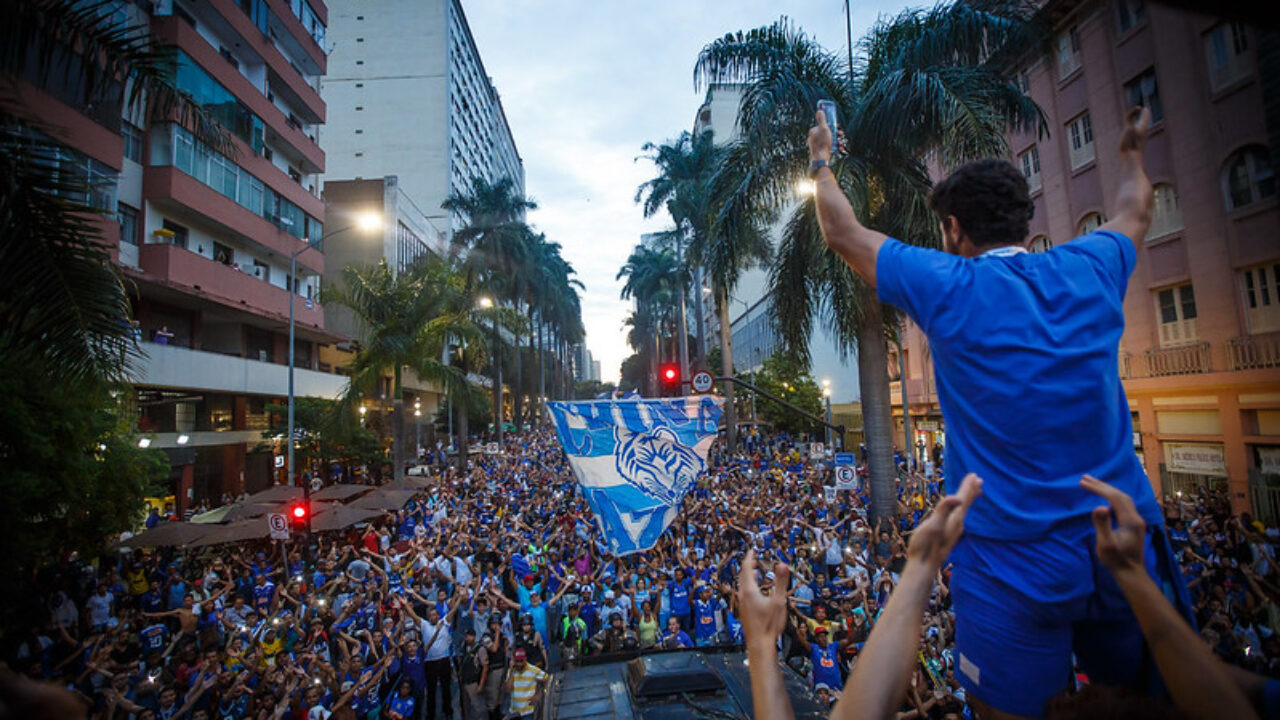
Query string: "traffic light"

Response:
xmin=660 ymin=364 xmax=679 ymax=395
xmin=289 ymin=501 xmax=309 ymax=531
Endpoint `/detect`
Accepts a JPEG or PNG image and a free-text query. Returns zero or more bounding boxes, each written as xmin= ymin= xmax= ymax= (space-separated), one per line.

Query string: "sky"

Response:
xmin=463 ymin=0 xmax=906 ymax=383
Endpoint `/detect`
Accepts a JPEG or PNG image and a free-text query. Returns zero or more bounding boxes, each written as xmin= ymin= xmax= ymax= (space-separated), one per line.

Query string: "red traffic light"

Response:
xmin=291 ymin=504 xmax=307 ymax=520
xmin=664 ymin=367 xmax=676 ymax=381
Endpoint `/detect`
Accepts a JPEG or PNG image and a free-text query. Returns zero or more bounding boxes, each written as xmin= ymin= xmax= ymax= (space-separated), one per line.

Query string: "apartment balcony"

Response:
xmin=1229 ymin=332 xmax=1280 ymax=371
xmin=889 ymin=378 xmax=929 ymax=408
xmin=1142 ymin=342 xmax=1212 ymax=377
xmin=137 ymin=241 xmax=324 ymax=329
xmin=208 ymin=0 xmax=326 ymax=123
xmin=133 ymin=342 xmax=346 ymax=398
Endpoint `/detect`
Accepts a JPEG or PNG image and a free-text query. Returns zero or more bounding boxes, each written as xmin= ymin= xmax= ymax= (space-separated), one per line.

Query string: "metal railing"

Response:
xmin=1143 ymin=342 xmax=1211 ymax=377
xmin=1119 ymin=351 xmax=1133 ymax=379
xmin=1228 ymin=332 xmax=1280 ymax=371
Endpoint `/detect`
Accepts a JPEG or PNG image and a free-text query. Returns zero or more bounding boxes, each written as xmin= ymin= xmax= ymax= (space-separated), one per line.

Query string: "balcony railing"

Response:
xmin=1229 ymin=332 xmax=1280 ymax=371
xmin=1143 ymin=342 xmax=1211 ymax=377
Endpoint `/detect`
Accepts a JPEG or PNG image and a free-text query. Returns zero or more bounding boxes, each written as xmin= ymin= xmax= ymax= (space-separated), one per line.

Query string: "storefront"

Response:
xmin=1162 ymin=442 xmax=1229 ymax=499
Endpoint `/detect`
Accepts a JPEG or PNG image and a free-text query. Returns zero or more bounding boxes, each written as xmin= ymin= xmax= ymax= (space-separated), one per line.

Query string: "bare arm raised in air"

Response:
xmin=1099 ymin=107 xmax=1154 ymax=245
xmin=832 ymin=474 xmax=982 ymax=720
xmin=1081 ymin=474 xmax=1257 ymax=720
xmin=808 ymin=110 xmax=888 ymax=287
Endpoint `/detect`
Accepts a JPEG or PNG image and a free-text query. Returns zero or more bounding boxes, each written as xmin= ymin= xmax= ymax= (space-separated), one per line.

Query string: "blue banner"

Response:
xmin=547 ymin=397 xmax=723 ymax=555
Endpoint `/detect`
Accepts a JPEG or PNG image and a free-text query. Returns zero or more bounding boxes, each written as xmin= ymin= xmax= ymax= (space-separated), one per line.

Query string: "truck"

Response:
xmin=543 ymin=646 xmax=829 ymax=719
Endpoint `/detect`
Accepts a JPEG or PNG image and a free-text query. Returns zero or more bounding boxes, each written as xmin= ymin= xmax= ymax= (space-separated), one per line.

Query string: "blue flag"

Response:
xmin=547 ymin=397 xmax=723 ymax=556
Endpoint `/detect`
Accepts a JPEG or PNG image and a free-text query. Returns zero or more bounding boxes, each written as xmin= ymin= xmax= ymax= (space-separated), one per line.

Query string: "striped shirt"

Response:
xmin=509 ymin=664 xmax=548 ymax=715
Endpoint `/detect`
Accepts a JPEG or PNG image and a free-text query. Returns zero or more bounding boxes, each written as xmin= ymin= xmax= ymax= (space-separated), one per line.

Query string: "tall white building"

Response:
xmin=321 ymin=0 xmax=524 ymax=232
xmin=694 ymin=84 xmax=862 ymax=404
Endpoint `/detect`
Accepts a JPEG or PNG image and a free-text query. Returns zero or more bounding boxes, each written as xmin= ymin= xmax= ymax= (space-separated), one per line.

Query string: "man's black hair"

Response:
xmin=928 ymin=158 xmax=1034 ymax=248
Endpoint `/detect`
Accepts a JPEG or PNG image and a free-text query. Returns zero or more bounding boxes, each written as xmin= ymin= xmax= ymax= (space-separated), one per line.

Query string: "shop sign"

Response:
xmin=917 ymin=421 xmax=938 ymax=431
xmin=1167 ymin=443 xmax=1227 ymax=476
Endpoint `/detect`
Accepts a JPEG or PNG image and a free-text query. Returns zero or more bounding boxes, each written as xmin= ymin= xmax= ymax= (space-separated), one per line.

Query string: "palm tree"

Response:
xmin=1 ymin=0 xmax=231 ymax=384
xmin=695 ymin=5 xmax=1044 ymax=518
xmin=443 ymin=176 xmax=537 ymax=441
xmin=617 ymin=243 xmax=684 ymax=394
xmin=324 ymin=255 xmax=486 ymax=481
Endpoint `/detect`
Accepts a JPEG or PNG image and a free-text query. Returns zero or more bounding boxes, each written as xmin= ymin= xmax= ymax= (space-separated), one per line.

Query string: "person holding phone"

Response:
xmin=807 ymin=102 xmax=1188 ymax=719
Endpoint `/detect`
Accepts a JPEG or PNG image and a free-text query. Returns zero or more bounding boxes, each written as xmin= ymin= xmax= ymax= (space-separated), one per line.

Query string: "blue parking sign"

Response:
xmin=835 ymin=452 xmax=855 ymax=466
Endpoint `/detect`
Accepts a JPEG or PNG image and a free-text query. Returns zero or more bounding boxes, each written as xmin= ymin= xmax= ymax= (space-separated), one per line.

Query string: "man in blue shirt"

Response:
xmin=808 ymin=105 xmax=1185 ymax=718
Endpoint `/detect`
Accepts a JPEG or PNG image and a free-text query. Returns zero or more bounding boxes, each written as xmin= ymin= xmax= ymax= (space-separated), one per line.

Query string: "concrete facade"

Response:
xmin=321 ymin=0 xmax=523 ymax=233
xmin=894 ymin=1 xmax=1280 ymax=515
xmin=8 ymin=0 xmax=342 ymax=509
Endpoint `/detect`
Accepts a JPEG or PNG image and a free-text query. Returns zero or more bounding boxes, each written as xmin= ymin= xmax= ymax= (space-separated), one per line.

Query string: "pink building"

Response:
xmin=894 ymin=0 xmax=1280 ymax=516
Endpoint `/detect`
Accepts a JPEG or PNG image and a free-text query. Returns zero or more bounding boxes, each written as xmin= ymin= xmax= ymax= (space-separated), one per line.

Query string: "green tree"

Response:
xmin=261 ymin=397 xmax=383 ymax=479
xmin=694 ymin=5 xmax=1044 ymax=518
xmin=753 ymin=354 xmax=824 ymax=435
xmin=0 ymin=355 xmax=166 ymax=629
xmin=324 ymin=255 xmax=488 ymax=480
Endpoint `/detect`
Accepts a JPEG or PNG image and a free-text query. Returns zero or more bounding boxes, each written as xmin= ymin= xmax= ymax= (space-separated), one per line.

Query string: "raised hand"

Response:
xmin=807 ymin=109 xmax=833 ymax=163
xmin=1082 ymin=474 xmax=1147 ymax=574
xmin=1118 ymin=105 xmax=1152 ymax=157
xmin=736 ymin=549 xmax=790 ymax=649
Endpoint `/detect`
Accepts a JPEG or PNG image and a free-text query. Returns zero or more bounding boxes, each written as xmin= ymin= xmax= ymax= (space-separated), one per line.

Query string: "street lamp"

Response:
xmin=822 ymin=380 xmax=833 ymax=450
xmin=287 ymin=210 xmax=382 ymax=536
xmin=477 ymin=296 xmax=502 ymax=444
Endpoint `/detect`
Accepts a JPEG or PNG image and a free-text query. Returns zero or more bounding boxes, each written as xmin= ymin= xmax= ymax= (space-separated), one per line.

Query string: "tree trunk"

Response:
xmin=693 ymin=265 xmax=707 ymax=369
xmin=513 ymin=311 xmax=524 ymax=431
xmin=858 ymin=292 xmax=897 ymax=521
xmin=493 ymin=319 xmax=504 ymax=444
xmin=456 ymin=396 xmax=469 ymax=471
xmin=716 ymin=287 xmax=737 ymax=454
xmin=536 ymin=317 xmax=546 ymax=408
xmin=392 ymin=366 xmax=406 ymax=482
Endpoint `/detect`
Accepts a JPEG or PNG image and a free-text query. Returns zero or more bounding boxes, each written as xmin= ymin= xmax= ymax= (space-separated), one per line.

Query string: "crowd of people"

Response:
xmin=3 ymin=422 xmax=1277 ymax=720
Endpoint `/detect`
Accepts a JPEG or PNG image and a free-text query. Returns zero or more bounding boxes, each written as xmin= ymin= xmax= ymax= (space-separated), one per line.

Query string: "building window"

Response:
xmin=117 ymin=203 xmax=139 ymax=245
xmin=1223 ymin=146 xmax=1276 ymax=210
xmin=1067 ymin=112 xmax=1095 ymax=169
xmin=1204 ymin=23 xmax=1251 ymax=91
xmin=161 ymin=219 xmax=189 ymax=249
xmin=1146 ymin=184 xmax=1183 ymax=240
xmin=122 ymin=122 xmax=144 ymax=163
xmin=1155 ymin=284 xmax=1198 ymax=347
xmin=1124 ymin=69 xmax=1162 ymax=124
xmin=1242 ymin=264 xmax=1280 ymax=334
xmin=1116 ymin=0 xmax=1146 ymax=32
xmin=1028 ymin=235 xmax=1052 ymax=253
xmin=1078 ymin=212 xmax=1106 ymax=236
xmin=1019 ymin=145 xmax=1042 ymax=193
xmin=1057 ymin=26 xmax=1082 ymax=79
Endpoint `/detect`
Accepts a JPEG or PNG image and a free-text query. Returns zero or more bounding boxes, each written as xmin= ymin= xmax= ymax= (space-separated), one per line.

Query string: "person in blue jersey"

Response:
xmin=659 ymin=615 xmax=693 ymax=650
xmin=668 ymin=567 xmax=693 ymax=629
xmin=808 ymin=103 xmax=1184 ymax=718
xmin=251 ymin=573 xmax=277 ymax=616
xmin=790 ymin=623 xmax=848 ymax=692
xmin=692 ymin=584 xmax=727 ymax=647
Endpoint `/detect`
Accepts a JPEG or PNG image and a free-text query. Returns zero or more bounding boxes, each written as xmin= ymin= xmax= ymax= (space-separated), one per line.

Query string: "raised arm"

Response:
xmin=1082 ymin=475 xmax=1257 ymax=720
xmin=808 ymin=108 xmax=887 ymax=287
xmin=1099 ymin=106 xmax=1153 ymax=245
xmin=737 ymin=550 xmax=796 ymax=720
xmin=833 ymin=474 xmax=982 ymax=720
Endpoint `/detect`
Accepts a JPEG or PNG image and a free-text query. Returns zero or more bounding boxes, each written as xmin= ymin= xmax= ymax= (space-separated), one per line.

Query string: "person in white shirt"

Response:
xmin=85 ymin=584 xmax=114 ymax=631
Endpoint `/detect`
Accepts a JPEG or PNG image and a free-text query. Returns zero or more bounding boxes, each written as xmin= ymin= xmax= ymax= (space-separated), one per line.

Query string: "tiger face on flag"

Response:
xmin=546 ymin=397 xmax=723 ymax=555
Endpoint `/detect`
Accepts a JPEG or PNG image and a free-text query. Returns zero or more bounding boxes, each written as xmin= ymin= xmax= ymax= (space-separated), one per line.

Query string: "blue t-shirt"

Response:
xmin=875 ymin=233 xmax=1161 ymax=540
xmin=811 ymin=642 xmax=841 ymax=689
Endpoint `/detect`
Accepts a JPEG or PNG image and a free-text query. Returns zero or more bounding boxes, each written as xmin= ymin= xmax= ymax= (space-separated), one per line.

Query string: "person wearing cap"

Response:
xmin=588 ymin=612 xmax=636 ymax=654
xmin=482 ymin=618 xmax=508 ymax=718
xmin=790 ymin=617 xmax=849 ymax=692
xmin=503 ymin=647 xmax=549 ymax=720
xmin=560 ymin=603 xmax=589 ymax=661
xmin=692 ymin=584 xmax=727 ymax=647
xmin=457 ymin=627 xmax=488 ymax=720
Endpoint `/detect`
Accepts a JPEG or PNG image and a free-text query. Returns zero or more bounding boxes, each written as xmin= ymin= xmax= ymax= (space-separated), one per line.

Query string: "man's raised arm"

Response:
xmin=1099 ymin=106 xmax=1154 ymax=245
xmin=809 ymin=109 xmax=888 ymax=287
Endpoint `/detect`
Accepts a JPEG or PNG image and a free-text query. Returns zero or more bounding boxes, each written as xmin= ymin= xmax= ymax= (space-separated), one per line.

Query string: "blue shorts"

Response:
xmin=950 ymin=525 xmax=1190 ymax=718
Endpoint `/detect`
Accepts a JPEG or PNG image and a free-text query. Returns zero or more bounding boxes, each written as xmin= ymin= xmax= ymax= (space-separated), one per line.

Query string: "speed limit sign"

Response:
xmin=691 ymin=371 xmax=714 ymax=394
